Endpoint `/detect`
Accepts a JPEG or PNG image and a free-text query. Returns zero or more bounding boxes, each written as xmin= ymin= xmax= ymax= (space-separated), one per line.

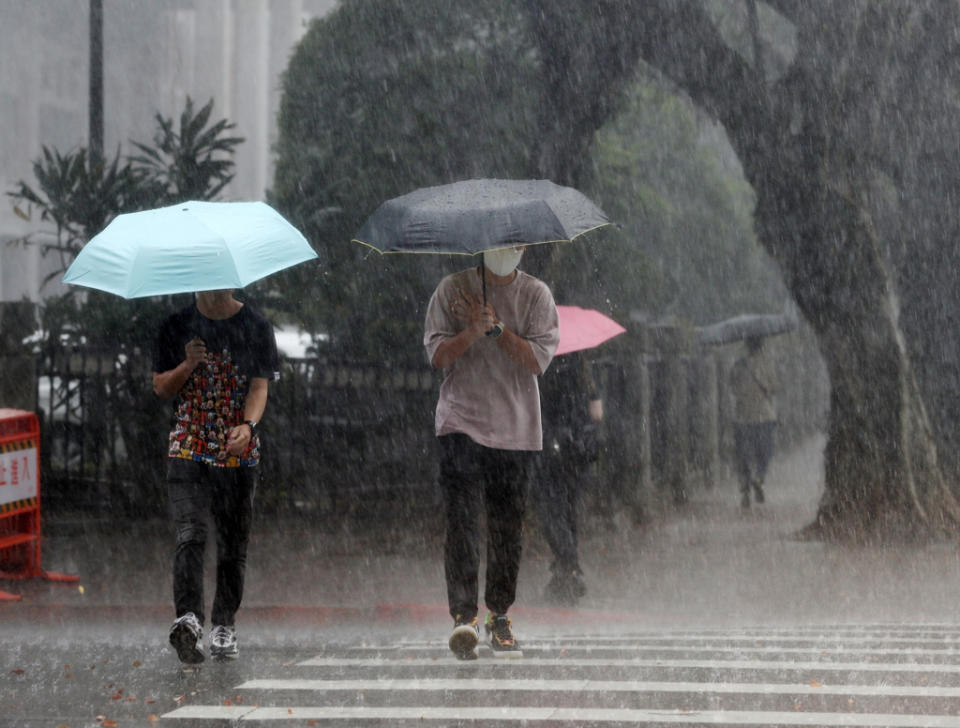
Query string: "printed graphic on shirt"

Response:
xmin=167 ymin=346 xmax=259 ymax=467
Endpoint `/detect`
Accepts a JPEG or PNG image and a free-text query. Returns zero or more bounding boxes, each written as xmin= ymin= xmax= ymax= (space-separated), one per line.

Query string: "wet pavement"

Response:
xmin=4 ymin=435 xmax=960 ymax=726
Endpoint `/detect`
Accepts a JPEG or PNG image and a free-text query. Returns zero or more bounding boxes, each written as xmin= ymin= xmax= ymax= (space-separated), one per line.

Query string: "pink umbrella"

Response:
xmin=555 ymin=305 xmax=626 ymax=356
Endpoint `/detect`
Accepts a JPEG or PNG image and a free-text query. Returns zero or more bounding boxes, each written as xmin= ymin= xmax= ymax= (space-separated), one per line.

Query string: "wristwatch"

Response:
xmin=244 ymin=420 xmax=258 ymax=436
xmin=485 ymin=321 xmax=505 ymax=339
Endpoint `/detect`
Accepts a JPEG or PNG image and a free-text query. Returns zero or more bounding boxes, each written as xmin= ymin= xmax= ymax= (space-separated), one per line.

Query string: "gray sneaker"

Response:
xmin=210 ymin=625 xmax=239 ymax=659
xmin=169 ymin=612 xmax=204 ymax=664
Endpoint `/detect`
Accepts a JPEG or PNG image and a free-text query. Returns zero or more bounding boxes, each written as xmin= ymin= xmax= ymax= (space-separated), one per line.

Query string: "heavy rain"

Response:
xmin=3 ymin=1 xmax=960 ymax=726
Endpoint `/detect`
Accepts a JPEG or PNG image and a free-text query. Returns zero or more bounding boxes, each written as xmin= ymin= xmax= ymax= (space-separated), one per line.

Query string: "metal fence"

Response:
xmin=34 ymin=348 xmax=444 ymax=517
xmin=32 ymin=326 xmax=827 ymax=519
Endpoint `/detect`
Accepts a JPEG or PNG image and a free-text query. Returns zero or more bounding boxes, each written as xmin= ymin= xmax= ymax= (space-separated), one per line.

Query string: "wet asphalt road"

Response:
xmin=10 ymin=620 xmax=960 ymax=726
xmin=4 ymin=436 xmax=960 ymax=726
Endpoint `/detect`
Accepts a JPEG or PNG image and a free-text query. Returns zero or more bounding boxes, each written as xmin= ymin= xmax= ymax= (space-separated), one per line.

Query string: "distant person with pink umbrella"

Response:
xmin=535 ymin=306 xmax=625 ymax=605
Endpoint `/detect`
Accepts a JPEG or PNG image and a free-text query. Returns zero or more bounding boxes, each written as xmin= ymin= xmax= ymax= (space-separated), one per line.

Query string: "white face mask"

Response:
xmin=484 ymin=247 xmax=523 ymax=277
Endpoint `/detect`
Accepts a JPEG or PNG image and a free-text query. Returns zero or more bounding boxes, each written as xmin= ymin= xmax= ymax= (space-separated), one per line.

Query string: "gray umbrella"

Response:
xmin=352 ymin=178 xmax=610 ymax=303
xmin=696 ymin=313 xmax=798 ymax=346
xmin=352 ymin=178 xmax=610 ymax=255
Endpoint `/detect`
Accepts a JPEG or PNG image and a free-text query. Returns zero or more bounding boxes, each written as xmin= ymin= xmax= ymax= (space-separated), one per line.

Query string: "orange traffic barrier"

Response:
xmin=0 ymin=408 xmax=77 ymax=601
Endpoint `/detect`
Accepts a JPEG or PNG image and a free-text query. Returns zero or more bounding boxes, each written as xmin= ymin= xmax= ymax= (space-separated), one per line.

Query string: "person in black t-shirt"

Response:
xmin=153 ymin=289 xmax=278 ymax=664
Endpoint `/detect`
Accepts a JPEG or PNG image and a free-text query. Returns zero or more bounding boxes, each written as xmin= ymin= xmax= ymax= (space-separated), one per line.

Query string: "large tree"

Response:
xmin=272 ymin=0 xmax=542 ymax=360
xmin=529 ymin=0 xmax=960 ymax=541
xmin=275 ymin=0 xmax=960 ymax=541
xmin=273 ymin=0 xmax=777 ymax=356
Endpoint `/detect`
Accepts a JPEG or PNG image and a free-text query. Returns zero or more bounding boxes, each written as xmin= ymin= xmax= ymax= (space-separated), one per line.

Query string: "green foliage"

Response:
xmin=8 ymin=97 xmax=242 ymax=349
xmin=581 ymin=74 xmax=785 ymax=325
xmin=10 ymin=147 xmax=149 ymax=283
xmin=129 ymin=97 xmax=244 ymax=204
xmin=7 ymin=99 xmax=244 ymax=507
xmin=271 ymin=0 xmax=541 ymax=361
xmin=272 ymin=0 xmax=786 ymax=358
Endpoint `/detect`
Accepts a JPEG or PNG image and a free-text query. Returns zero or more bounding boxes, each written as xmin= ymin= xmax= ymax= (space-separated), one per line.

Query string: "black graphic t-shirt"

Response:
xmin=152 ymin=304 xmax=279 ymax=467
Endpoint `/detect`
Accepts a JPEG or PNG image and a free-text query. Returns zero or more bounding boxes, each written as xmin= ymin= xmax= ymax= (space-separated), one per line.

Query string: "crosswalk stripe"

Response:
xmin=344 ymin=643 xmax=960 ymax=657
xmin=355 ymin=635 xmax=960 ymax=648
xmin=162 ymin=705 xmax=960 ymax=725
xmin=237 ymin=677 xmax=960 ymax=698
xmin=161 ymin=626 xmax=960 ymax=725
xmin=297 ymin=655 xmax=960 ymax=672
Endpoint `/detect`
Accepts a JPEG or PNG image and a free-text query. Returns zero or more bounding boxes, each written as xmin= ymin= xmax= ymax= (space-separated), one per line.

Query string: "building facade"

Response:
xmin=0 ymin=0 xmax=335 ymax=304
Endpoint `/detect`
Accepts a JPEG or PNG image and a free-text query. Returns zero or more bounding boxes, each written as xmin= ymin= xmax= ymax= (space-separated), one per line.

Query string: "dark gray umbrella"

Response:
xmin=352 ymin=178 xmax=610 ymax=303
xmin=697 ymin=313 xmax=798 ymax=346
xmin=352 ymin=178 xmax=610 ymax=255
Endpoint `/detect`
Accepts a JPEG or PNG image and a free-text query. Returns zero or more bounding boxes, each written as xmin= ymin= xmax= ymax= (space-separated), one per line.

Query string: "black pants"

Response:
xmin=733 ymin=421 xmax=775 ymax=493
xmin=533 ymin=450 xmax=584 ymax=574
xmin=439 ymin=434 xmax=530 ymax=621
xmin=167 ymin=458 xmax=258 ymax=627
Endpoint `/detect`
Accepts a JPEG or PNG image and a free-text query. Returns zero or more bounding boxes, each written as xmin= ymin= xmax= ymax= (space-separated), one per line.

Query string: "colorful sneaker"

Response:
xmin=485 ymin=613 xmax=522 ymax=657
xmin=210 ymin=625 xmax=239 ymax=660
xmin=448 ymin=615 xmax=479 ymax=660
xmin=169 ymin=612 xmax=204 ymax=664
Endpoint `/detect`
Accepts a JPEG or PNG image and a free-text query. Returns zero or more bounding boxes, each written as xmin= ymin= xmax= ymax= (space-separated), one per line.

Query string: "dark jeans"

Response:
xmin=533 ymin=450 xmax=584 ymax=574
xmin=167 ymin=458 xmax=258 ymax=627
xmin=733 ymin=421 xmax=775 ymax=493
xmin=439 ymin=434 xmax=530 ymax=621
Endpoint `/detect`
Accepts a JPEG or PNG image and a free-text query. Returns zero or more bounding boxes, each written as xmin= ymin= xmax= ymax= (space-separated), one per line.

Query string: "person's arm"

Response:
xmin=153 ymin=336 xmax=205 ymax=399
xmin=431 ymin=325 xmax=488 ymax=369
xmin=226 ymin=377 xmax=268 ymax=455
xmin=579 ymin=353 xmax=602 ymax=419
xmin=493 ymin=326 xmax=542 ymax=375
xmin=429 ymin=289 xmax=494 ymax=369
xmin=588 ymin=398 xmax=604 ymax=422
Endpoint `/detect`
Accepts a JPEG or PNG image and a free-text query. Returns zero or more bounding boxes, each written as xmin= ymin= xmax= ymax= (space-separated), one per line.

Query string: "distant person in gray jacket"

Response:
xmin=729 ymin=336 xmax=778 ymax=509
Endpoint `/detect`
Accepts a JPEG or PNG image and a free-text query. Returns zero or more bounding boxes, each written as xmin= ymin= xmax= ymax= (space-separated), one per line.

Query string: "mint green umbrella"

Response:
xmin=62 ymin=200 xmax=317 ymax=298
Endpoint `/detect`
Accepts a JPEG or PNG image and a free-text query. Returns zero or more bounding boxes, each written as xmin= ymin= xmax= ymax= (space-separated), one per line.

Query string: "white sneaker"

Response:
xmin=169 ymin=612 xmax=204 ymax=664
xmin=210 ymin=625 xmax=239 ymax=659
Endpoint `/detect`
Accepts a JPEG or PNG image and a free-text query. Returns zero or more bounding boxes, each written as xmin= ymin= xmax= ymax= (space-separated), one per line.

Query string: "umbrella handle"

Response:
xmin=480 ymin=252 xmax=487 ymax=306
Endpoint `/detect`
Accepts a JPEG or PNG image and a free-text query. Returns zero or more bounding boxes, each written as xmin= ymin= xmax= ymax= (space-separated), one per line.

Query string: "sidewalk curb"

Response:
xmin=0 ymin=601 xmax=639 ymax=626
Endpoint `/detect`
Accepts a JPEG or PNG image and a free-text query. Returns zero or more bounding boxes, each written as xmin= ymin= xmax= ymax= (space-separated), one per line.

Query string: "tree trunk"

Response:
xmin=716 ymin=1 xmax=960 ymax=542
xmin=749 ymin=166 xmax=960 ymax=542
xmin=582 ymin=0 xmax=960 ymax=541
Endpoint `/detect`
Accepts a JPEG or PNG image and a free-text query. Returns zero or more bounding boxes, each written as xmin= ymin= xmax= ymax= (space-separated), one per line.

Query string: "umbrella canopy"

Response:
xmin=352 ymin=178 xmax=610 ymax=255
xmin=696 ymin=313 xmax=797 ymax=346
xmin=556 ymin=305 xmax=626 ymax=356
xmin=62 ymin=200 xmax=317 ymax=298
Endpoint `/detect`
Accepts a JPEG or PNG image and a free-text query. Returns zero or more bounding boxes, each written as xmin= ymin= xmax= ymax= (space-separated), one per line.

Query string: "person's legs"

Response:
xmin=753 ymin=422 xmax=775 ymax=481
xmin=564 ymin=458 xmax=586 ymax=573
xmin=440 ymin=435 xmax=484 ymax=622
xmin=732 ymin=424 xmax=752 ymax=507
xmin=537 ymin=451 xmax=586 ymax=604
xmin=167 ymin=459 xmax=211 ymax=624
xmin=534 ymin=451 xmax=576 ymax=572
xmin=483 ymin=447 xmax=529 ymax=616
xmin=751 ymin=422 xmax=776 ymax=502
xmin=210 ymin=465 xmax=258 ymax=628
xmin=481 ymin=448 xmax=528 ymax=655
xmin=167 ymin=459 xmax=210 ymax=663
